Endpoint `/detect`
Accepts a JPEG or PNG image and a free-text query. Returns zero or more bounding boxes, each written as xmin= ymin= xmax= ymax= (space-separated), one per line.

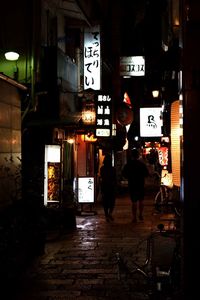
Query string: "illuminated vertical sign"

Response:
xmin=158 ymin=147 xmax=168 ymax=166
xmin=44 ymin=145 xmax=61 ymax=206
xmin=84 ymin=25 xmax=101 ymax=90
xmin=95 ymin=94 xmax=112 ymax=137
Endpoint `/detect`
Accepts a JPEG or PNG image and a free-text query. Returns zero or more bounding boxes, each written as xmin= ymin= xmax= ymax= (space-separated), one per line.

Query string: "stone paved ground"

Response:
xmin=9 ymin=189 xmax=181 ymax=300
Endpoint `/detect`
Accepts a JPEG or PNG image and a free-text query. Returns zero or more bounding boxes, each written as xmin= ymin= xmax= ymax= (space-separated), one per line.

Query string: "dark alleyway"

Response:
xmin=7 ymin=187 xmax=181 ymax=300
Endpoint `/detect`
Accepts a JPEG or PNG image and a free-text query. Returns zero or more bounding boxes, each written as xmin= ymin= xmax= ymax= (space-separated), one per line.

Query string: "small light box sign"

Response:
xmin=84 ymin=25 xmax=101 ymax=90
xmin=78 ymin=177 xmax=95 ymax=203
xmin=120 ymin=56 xmax=145 ymax=77
xmin=158 ymin=147 xmax=168 ymax=166
xmin=140 ymin=107 xmax=163 ymax=137
xmin=82 ymin=102 xmax=96 ymax=125
xmin=95 ymin=94 xmax=112 ymax=137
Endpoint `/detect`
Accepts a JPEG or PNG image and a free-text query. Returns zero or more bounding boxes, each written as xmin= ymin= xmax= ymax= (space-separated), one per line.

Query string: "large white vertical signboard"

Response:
xmin=84 ymin=25 xmax=101 ymax=90
xmin=140 ymin=107 xmax=163 ymax=137
xmin=78 ymin=177 xmax=95 ymax=203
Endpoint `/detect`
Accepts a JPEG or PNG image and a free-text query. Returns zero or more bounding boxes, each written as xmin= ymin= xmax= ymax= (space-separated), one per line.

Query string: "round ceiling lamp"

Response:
xmin=4 ymin=51 xmax=19 ymax=61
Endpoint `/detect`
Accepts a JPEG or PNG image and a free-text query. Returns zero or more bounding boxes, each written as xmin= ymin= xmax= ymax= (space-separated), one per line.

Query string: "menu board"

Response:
xmin=78 ymin=177 xmax=94 ymax=203
xmin=47 ymin=162 xmax=60 ymax=201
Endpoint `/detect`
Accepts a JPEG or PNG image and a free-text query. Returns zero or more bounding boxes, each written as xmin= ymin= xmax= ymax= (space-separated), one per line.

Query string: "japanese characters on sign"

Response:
xmin=158 ymin=147 xmax=168 ymax=166
xmin=78 ymin=177 xmax=94 ymax=203
xmin=120 ymin=56 xmax=145 ymax=77
xmin=84 ymin=25 xmax=101 ymax=90
xmin=95 ymin=94 xmax=112 ymax=137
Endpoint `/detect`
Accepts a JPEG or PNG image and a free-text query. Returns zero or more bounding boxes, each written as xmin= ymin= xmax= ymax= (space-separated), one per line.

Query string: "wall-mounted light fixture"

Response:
xmin=4 ymin=51 xmax=19 ymax=61
xmin=66 ymin=136 xmax=75 ymax=144
xmin=4 ymin=51 xmax=20 ymax=80
xmin=152 ymin=90 xmax=160 ymax=98
xmin=64 ymin=131 xmax=76 ymax=144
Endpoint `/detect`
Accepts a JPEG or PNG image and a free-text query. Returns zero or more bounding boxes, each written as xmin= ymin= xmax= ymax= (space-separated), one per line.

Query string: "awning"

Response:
xmin=0 ymin=73 xmax=27 ymax=91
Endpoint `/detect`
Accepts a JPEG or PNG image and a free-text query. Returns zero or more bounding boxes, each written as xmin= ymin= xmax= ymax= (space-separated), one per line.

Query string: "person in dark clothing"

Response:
xmin=122 ymin=148 xmax=149 ymax=223
xmin=100 ymin=154 xmax=117 ymax=222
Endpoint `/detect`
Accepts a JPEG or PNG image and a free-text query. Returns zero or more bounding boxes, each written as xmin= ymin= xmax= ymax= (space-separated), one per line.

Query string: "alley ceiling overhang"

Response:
xmin=45 ymin=0 xmax=92 ymax=26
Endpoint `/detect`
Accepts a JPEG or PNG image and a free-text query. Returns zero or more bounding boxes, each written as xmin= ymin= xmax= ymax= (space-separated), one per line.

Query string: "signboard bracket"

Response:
xmin=77 ymin=203 xmax=97 ymax=216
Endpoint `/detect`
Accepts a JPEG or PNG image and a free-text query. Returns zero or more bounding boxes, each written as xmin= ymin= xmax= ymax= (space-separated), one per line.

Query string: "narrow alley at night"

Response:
xmin=1 ymin=1 xmax=200 ymax=299
xmin=10 ymin=186 xmax=181 ymax=300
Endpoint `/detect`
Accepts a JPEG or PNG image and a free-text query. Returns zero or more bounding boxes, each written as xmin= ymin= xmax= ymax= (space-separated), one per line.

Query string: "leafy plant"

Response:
xmin=0 ymin=155 xmax=22 ymax=205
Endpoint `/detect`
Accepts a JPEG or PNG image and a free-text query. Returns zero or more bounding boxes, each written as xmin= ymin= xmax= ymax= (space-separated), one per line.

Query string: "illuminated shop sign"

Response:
xmin=158 ymin=147 xmax=168 ymax=166
xmin=120 ymin=56 xmax=145 ymax=77
xmin=95 ymin=94 xmax=112 ymax=137
xmin=44 ymin=145 xmax=61 ymax=206
xmin=140 ymin=107 xmax=163 ymax=137
xmin=84 ymin=25 xmax=101 ymax=90
xmin=78 ymin=177 xmax=94 ymax=203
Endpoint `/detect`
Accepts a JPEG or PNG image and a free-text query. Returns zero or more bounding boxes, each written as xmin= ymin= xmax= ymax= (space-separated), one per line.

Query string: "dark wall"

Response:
xmin=182 ymin=1 xmax=200 ymax=298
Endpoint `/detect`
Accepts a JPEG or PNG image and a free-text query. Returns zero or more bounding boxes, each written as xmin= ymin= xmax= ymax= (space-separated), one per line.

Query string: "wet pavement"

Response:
xmin=9 ymin=189 xmax=180 ymax=300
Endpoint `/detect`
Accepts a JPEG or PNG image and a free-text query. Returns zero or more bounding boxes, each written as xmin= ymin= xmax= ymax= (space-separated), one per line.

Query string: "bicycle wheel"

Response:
xmin=155 ymin=190 xmax=162 ymax=212
xmin=174 ymin=203 xmax=181 ymax=217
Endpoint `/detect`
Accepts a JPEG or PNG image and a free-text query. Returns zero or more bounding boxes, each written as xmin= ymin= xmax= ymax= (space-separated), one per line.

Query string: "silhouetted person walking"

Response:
xmin=122 ymin=148 xmax=149 ymax=223
xmin=100 ymin=154 xmax=117 ymax=222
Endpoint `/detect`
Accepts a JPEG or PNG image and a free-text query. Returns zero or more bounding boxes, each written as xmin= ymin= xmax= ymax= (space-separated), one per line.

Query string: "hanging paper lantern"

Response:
xmin=116 ymin=102 xmax=133 ymax=126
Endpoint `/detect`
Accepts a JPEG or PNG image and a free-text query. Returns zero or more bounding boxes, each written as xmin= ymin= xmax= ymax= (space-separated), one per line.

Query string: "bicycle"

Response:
xmin=154 ymin=172 xmax=181 ymax=217
xmin=116 ymin=224 xmax=182 ymax=299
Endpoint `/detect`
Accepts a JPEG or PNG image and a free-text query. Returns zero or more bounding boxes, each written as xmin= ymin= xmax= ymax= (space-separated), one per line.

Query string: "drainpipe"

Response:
xmin=76 ymin=47 xmax=83 ymax=97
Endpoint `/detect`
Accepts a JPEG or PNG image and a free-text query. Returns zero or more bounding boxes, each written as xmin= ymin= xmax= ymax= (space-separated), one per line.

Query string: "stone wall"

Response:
xmin=0 ymin=79 xmax=22 ymax=208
